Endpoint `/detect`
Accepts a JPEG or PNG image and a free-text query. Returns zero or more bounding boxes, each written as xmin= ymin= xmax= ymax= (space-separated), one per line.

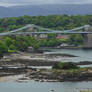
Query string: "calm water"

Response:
xmin=0 ymin=81 xmax=92 ymax=92
xmin=44 ymin=48 xmax=92 ymax=62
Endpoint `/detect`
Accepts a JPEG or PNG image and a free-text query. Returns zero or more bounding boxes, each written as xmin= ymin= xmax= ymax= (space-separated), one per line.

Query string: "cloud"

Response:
xmin=4 ymin=0 xmax=92 ymax=4
xmin=0 ymin=0 xmax=92 ymax=6
xmin=0 ymin=2 xmax=17 ymax=7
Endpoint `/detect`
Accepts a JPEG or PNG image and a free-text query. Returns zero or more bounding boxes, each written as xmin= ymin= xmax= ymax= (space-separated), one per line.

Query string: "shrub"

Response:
xmin=9 ymin=44 xmax=16 ymax=50
xmin=0 ymin=41 xmax=8 ymax=53
xmin=52 ymin=62 xmax=79 ymax=70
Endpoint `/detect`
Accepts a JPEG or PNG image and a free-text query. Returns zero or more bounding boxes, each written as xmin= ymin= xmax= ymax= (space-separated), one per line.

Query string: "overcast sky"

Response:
xmin=0 ymin=0 xmax=92 ymax=7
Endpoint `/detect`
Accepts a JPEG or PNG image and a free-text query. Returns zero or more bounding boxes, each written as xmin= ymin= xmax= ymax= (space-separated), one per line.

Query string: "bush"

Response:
xmin=52 ymin=62 xmax=79 ymax=70
xmin=8 ymin=50 xmax=17 ymax=53
xmin=0 ymin=41 xmax=8 ymax=53
xmin=9 ymin=44 xmax=16 ymax=50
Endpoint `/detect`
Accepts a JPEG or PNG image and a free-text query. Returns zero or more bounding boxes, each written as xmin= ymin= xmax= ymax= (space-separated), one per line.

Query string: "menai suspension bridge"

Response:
xmin=0 ymin=24 xmax=92 ymax=36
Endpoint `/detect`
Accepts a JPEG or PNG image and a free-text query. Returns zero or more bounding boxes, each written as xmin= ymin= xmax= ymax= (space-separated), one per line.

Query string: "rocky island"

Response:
xmin=0 ymin=52 xmax=92 ymax=82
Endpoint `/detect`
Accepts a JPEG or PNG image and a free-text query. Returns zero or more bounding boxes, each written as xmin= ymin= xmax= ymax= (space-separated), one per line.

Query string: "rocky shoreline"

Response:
xmin=0 ymin=64 xmax=92 ymax=82
xmin=0 ymin=52 xmax=78 ymax=67
xmin=1 ymin=66 xmax=92 ymax=82
xmin=0 ymin=65 xmax=92 ymax=82
xmin=0 ymin=52 xmax=92 ymax=82
xmin=25 ymin=68 xmax=92 ymax=82
xmin=0 ymin=52 xmax=92 ymax=67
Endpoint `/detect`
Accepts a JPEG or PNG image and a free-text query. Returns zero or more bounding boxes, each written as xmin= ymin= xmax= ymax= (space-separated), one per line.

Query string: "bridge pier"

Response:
xmin=82 ymin=34 xmax=92 ymax=48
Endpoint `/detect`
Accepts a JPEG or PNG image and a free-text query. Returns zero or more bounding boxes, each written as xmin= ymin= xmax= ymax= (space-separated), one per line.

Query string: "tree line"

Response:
xmin=0 ymin=15 xmax=92 ymax=32
xmin=0 ymin=35 xmax=68 ymax=53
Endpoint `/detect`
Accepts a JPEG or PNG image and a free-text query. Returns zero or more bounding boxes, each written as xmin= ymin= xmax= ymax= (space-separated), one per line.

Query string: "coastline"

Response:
xmin=0 ymin=51 xmax=92 ymax=82
xmin=26 ymin=68 xmax=92 ymax=82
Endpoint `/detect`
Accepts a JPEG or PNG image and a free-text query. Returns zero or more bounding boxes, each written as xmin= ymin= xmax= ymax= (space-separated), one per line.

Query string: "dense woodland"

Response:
xmin=0 ymin=15 xmax=92 ymax=53
xmin=0 ymin=15 xmax=92 ymax=32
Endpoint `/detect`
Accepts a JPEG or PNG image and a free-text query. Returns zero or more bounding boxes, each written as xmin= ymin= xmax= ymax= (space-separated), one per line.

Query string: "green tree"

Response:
xmin=69 ymin=34 xmax=83 ymax=46
xmin=48 ymin=34 xmax=56 ymax=39
xmin=9 ymin=44 xmax=16 ymax=50
xmin=0 ymin=41 xmax=8 ymax=53
xmin=4 ymin=37 xmax=14 ymax=47
xmin=33 ymin=43 xmax=40 ymax=50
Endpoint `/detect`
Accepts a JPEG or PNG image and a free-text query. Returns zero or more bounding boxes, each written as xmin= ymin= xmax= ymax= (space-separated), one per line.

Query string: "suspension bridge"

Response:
xmin=0 ymin=24 xmax=92 ymax=48
xmin=0 ymin=24 xmax=91 ymax=36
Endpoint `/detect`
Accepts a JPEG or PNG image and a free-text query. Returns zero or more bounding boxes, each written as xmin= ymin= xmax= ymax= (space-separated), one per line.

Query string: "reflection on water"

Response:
xmin=44 ymin=48 xmax=92 ymax=62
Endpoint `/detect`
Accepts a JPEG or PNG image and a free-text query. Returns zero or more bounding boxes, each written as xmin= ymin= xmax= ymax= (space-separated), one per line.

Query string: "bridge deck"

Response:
xmin=0 ymin=32 xmax=92 ymax=36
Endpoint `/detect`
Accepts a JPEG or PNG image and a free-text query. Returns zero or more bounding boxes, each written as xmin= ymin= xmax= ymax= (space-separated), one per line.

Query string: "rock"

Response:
xmin=27 ymin=69 xmax=92 ymax=82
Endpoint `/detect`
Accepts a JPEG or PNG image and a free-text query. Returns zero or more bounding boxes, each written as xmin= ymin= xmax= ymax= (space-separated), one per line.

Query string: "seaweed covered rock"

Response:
xmin=53 ymin=62 xmax=79 ymax=70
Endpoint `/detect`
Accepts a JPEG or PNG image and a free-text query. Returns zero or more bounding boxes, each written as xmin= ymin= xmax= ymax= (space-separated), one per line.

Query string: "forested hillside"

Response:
xmin=0 ymin=15 xmax=91 ymax=53
xmin=0 ymin=15 xmax=92 ymax=32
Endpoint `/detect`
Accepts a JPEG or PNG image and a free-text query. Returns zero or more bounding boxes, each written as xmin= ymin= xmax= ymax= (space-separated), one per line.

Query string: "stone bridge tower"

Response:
xmin=82 ymin=25 xmax=92 ymax=48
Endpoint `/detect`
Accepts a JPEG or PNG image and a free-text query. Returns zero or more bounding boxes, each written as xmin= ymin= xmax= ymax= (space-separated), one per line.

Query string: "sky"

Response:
xmin=0 ymin=0 xmax=92 ymax=7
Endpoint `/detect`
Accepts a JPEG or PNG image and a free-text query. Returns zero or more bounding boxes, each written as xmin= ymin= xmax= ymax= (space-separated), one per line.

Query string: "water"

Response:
xmin=44 ymin=48 xmax=92 ymax=62
xmin=0 ymin=81 xmax=92 ymax=92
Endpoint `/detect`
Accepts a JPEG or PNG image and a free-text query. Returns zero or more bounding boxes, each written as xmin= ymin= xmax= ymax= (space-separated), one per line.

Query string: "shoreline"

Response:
xmin=1 ymin=66 xmax=92 ymax=82
xmin=0 ymin=51 xmax=92 ymax=82
xmin=25 ymin=67 xmax=92 ymax=82
xmin=0 ymin=51 xmax=92 ymax=67
xmin=39 ymin=47 xmax=92 ymax=50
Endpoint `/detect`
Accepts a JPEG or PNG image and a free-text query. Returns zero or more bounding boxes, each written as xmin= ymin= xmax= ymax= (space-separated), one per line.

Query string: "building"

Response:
xmin=39 ymin=34 xmax=47 ymax=39
xmin=56 ymin=34 xmax=69 ymax=39
xmin=27 ymin=46 xmax=34 ymax=52
xmin=60 ymin=43 xmax=69 ymax=47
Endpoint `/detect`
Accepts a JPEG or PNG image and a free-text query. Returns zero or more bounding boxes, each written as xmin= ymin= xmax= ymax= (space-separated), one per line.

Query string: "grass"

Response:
xmin=40 ymin=67 xmax=92 ymax=74
xmin=80 ymin=91 xmax=92 ymax=92
xmin=8 ymin=50 xmax=17 ymax=53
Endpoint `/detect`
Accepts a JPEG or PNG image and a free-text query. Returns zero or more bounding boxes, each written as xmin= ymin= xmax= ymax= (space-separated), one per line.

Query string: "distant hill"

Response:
xmin=0 ymin=4 xmax=92 ymax=17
